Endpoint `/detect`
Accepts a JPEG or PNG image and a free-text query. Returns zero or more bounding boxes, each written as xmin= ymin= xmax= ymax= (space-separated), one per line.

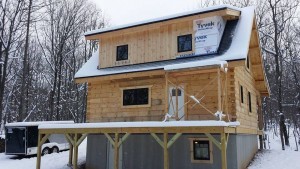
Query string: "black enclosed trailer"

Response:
xmin=5 ymin=121 xmax=73 ymax=155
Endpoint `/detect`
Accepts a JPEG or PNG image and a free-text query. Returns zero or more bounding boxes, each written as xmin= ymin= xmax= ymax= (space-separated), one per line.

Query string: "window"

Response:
xmin=248 ymin=91 xmax=252 ymax=113
xmin=178 ymin=34 xmax=192 ymax=52
xmin=171 ymin=88 xmax=182 ymax=96
xmin=240 ymin=85 xmax=244 ymax=103
xmin=122 ymin=87 xmax=151 ymax=107
xmin=246 ymin=55 xmax=250 ymax=69
xmin=190 ymin=138 xmax=213 ymax=163
xmin=116 ymin=45 xmax=128 ymax=61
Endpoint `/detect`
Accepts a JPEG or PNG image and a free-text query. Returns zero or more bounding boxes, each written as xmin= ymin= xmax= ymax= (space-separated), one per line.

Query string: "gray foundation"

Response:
xmin=85 ymin=133 xmax=258 ymax=169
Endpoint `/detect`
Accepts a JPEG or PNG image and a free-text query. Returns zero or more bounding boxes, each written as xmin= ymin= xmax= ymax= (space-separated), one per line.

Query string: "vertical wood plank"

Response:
xmin=163 ymin=133 xmax=169 ymax=169
xmin=221 ymin=133 xmax=227 ymax=169
xmin=165 ymin=73 xmax=169 ymax=114
xmin=36 ymin=134 xmax=42 ymax=169
xmin=73 ymin=134 xmax=78 ymax=169
xmin=68 ymin=143 xmax=73 ymax=166
xmin=114 ymin=133 xmax=119 ymax=169
xmin=218 ymin=69 xmax=222 ymax=112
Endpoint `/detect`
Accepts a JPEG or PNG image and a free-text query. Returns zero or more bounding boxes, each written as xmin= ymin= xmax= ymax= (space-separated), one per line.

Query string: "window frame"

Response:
xmin=240 ymin=85 xmax=244 ymax=104
xmin=189 ymin=138 xmax=213 ymax=164
xmin=248 ymin=91 xmax=252 ymax=113
xmin=177 ymin=34 xmax=193 ymax=53
xmin=120 ymin=85 xmax=152 ymax=108
xmin=116 ymin=44 xmax=129 ymax=61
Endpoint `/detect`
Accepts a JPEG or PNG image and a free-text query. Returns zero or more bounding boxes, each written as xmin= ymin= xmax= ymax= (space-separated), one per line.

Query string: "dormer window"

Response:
xmin=116 ymin=45 xmax=128 ymax=61
xmin=178 ymin=34 xmax=192 ymax=52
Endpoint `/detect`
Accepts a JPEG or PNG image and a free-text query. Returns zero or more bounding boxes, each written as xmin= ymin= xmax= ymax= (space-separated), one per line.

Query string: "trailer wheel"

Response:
xmin=52 ymin=146 xmax=59 ymax=153
xmin=42 ymin=147 xmax=50 ymax=155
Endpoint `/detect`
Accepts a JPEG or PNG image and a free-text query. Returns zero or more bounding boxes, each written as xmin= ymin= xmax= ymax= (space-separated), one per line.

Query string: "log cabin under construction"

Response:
xmin=36 ymin=5 xmax=269 ymax=169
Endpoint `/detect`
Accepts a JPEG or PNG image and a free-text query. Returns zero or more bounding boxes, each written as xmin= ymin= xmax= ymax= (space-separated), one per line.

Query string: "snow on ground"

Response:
xmin=0 ymin=133 xmax=299 ymax=169
xmin=0 ymin=134 xmax=4 ymax=139
xmin=248 ymin=133 xmax=300 ymax=169
xmin=0 ymin=139 xmax=87 ymax=169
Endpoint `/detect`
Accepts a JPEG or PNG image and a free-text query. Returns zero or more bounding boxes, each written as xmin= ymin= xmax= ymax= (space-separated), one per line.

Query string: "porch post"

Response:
xmin=165 ymin=73 xmax=169 ymax=114
xmin=73 ymin=133 xmax=79 ymax=169
xmin=36 ymin=133 xmax=42 ymax=169
xmin=68 ymin=143 xmax=73 ymax=166
xmin=221 ymin=132 xmax=227 ymax=169
xmin=114 ymin=133 xmax=119 ymax=169
xmin=163 ymin=133 xmax=169 ymax=169
xmin=217 ymin=69 xmax=222 ymax=112
xmin=175 ymin=80 xmax=179 ymax=120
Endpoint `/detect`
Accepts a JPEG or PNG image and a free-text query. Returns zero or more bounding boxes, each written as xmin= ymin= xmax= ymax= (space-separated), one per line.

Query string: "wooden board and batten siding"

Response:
xmin=87 ymin=9 xmax=241 ymax=69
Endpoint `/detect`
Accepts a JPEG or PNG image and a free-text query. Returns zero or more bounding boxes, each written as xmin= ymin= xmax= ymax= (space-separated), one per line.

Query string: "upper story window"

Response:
xmin=246 ymin=55 xmax=250 ymax=69
xmin=178 ymin=34 xmax=192 ymax=52
xmin=116 ymin=45 xmax=128 ymax=61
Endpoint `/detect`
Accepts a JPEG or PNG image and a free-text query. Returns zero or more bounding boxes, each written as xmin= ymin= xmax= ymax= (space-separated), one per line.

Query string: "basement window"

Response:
xmin=190 ymin=138 xmax=213 ymax=163
xmin=121 ymin=86 xmax=151 ymax=107
xmin=248 ymin=92 xmax=252 ymax=113
xmin=178 ymin=34 xmax=192 ymax=52
xmin=116 ymin=45 xmax=128 ymax=61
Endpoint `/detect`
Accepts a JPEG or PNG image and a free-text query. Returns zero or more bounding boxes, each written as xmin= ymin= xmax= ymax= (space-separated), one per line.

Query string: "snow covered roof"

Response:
xmin=5 ymin=121 xmax=74 ymax=127
xmin=39 ymin=120 xmax=240 ymax=129
xmin=75 ymin=6 xmax=255 ymax=79
xmin=84 ymin=5 xmax=241 ymax=36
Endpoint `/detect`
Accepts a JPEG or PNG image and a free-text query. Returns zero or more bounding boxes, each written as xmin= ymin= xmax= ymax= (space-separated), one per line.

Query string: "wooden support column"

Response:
xmin=221 ymin=132 xmax=228 ymax=169
xmin=68 ymin=143 xmax=73 ymax=166
xmin=36 ymin=134 xmax=50 ymax=169
xmin=114 ymin=133 xmax=119 ymax=169
xmin=73 ymin=133 xmax=79 ymax=169
xmin=36 ymin=134 xmax=42 ymax=169
xmin=65 ymin=134 xmax=74 ymax=167
xmin=163 ymin=133 xmax=169 ymax=169
xmin=165 ymin=73 xmax=169 ymax=114
xmin=218 ymin=69 xmax=222 ymax=112
xmin=175 ymin=80 xmax=179 ymax=120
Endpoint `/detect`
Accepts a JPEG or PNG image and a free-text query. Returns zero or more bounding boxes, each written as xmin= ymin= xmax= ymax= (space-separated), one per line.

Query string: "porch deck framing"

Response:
xmin=36 ymin=126 xmax=235 ymax=169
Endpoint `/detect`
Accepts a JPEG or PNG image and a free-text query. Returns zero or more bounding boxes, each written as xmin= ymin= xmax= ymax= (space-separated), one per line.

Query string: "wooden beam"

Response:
xmin=118 ymin=133 xmax=131 ymax=147
xmin=205 ymin=133 xmax=221 ymax=150
xmin=167 ymin=133 xmax=182 ymax=149
xmin=151 ymin=133 xmax=164 ymax=148
xmin=221 ymin=133 xmax=228 ymax=169
xmin=168 ymin=67 xmax=218 ymax=77
xmin=114 ymin=133 xmax=120 ymax=169
xmin=218 ymin=69 xmax=222 ymax=112
xmin=163 ymin=133 xmax=169 ymax=169
xmin=68 ymin=143 xmax=73 ymax=167
xmin=175 ymin=80 xmax=179 ymax=120
xmin=85 ymin=9 xmax=241 ymax=40
xmin=165 ymin=73 xmax=169 ymax=114
xmin=75 ymin=69 xmax=165 ymax=83
xmin=73 ymin=133 xmax=79 ymax=169
xmin=39 ymin=126 xmax=233 ymax=134
xmin=76 ymin=134 xmax=87 ymax=147
xmin=104 ymin=133 xmax=115 ymax=146
xmin=65 ymin=134 xmax=74 ymax=146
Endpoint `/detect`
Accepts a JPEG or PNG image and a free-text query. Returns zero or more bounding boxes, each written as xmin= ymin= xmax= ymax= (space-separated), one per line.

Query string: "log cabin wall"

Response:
xmin=86 ymin=71 xmax=236 ymax=122
xmin=94 ymin=9 xmax=240 ymax=68
xmin=234 ymin=63 xmax=259 ymax=130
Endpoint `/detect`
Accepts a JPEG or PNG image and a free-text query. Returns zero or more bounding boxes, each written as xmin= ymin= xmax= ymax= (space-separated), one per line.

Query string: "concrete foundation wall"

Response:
xmin=85 ymin=133 xmax=258 ymax=169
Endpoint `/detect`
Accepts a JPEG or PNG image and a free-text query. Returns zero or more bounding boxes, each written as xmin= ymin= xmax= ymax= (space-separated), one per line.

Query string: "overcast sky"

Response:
xmin=90 ymin=0 xmax=201 ymax=26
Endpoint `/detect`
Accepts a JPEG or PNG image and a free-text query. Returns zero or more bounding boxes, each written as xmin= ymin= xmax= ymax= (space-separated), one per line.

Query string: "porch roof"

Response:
xmin=39 ymin=120 xmax=240 ymax=129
